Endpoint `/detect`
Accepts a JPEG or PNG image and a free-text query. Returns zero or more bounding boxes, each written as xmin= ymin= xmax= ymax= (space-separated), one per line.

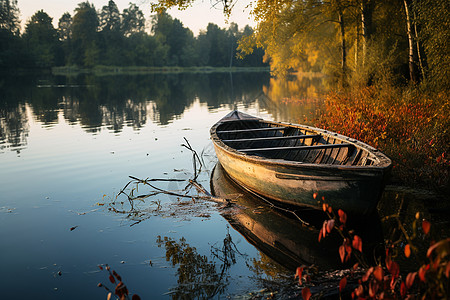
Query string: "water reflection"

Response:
xmin=0 ymin=72 xmax=333 ymax=153
xmin=211 ymin=163 xmax=385 ymax=271
xmin=0 ymin=72 xmax=274 ymax=149
xmin=156 ymin=230 xmax=240 ymax=299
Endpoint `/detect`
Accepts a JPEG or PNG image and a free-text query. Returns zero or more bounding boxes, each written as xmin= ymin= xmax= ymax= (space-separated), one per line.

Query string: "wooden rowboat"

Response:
xmin=210 ymin=111 xmax=392 ymax=215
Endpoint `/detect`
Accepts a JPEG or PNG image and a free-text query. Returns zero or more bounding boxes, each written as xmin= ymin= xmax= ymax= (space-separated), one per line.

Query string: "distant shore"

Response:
xmin=52 ymin=66 xmax=271 ymax=76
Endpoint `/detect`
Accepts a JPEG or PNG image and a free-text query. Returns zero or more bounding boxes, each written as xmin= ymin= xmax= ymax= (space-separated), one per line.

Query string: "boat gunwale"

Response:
xmin=210 ymin=113 xmax=392 ymax=171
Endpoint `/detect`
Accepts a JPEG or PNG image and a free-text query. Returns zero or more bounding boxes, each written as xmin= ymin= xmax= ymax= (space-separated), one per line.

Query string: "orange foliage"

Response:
xmin=316 ymin=86 xmax=450 ymax=190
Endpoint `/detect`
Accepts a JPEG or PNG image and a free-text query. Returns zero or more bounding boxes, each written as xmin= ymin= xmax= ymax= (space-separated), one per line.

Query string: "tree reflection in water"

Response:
xmin=156 ymin=227 xmax=243 ymax=299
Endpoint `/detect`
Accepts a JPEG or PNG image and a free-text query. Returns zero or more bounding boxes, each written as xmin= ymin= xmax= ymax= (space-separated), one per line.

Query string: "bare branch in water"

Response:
xmin=102 ymin=138 xmax=235 ymax=226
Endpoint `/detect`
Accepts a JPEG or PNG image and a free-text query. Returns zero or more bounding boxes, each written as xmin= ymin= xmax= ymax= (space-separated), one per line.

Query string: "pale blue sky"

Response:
xmin=17 ymin=0 xmax=256 ymax=35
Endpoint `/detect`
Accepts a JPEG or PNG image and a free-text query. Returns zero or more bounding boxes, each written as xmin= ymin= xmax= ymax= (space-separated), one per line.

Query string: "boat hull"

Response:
xmin=213 ymin=143 xmax=386 ymax=215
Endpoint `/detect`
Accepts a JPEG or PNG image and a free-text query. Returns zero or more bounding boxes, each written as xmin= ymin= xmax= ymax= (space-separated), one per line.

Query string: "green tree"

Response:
xmin=152 ymin=11 xmax=195 ymax=66
xmin=23 ymin=10 xmax=60 ymax=67
xmin=124 ymin=32 xmax=168 ymax=66
xmin=71 ymin=1 xmax=99 ymax=66
xmin=58 ymin=12 xmax=72 ymax=64
xmin=0 ymin=0 xmax=26 ymax=68
xmin=58 ymin=12 xmax=72 ymax=41
xmin=199 ymin=23 xmax=228 ymax=67
xmin=0 ymin=0 xmax=20 ymax=34
xmin=99 ymin=0 xmax=124 ymax=65
xmin=122 ymin=3 xmax=145 ymax=36
xmin=99 ymin=0 xmax=121 ymax=32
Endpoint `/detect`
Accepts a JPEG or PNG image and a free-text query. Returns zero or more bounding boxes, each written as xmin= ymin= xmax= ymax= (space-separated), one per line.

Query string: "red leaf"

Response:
xmin=322 ymin=221 xmax=328 ymax=238
xmin=362 ymin=267 xmax=373 ymax=282
xmin=418 ymin=265 xmax=427 ymax=282
xmin=373 ymin=266 xmax=383 ymax=282
xmin=369 ymin=280 xmax=378 ymax=297
xmin=322 ymin=203 xmax=327 ymax=212
xmin=98 ymin=265 xmax=103 ymax=270
xmin=352 ymin=235 xmax=363 ymax=252
xmin=339 ymin=276 xmax=347 ymax=292
xmin=295 ymin=267 xmax=304 ymax=285
xmin=445 ymin=261 xmax=450 ymax=278
xmin=326 ymin=219 xmax=335 ymax=233
xmin=404 ymin=244 xmax=411 ymax=258
xmin=338 ymin=209 xmax=347 ymax=225
xmin=405 ymin=272 xmax=416 ymax=289
xmin=302 ymin=287 xmax=311 ymax=300
xmin=355 ymin=285 xmax=364 ymax=297
xmin=400 ymin=281 xmax=406 ymax=298
xmin=313 ymin=192 xmax=318 ymax=200
xmin=339 ymin=245 xmax=346 ymax=263
xmin=388 ymin=261 xmax=399 ymax=278
xmin=318 ymin=229 xmax=323 ymax=242
xmin=109 ymin=275 xmax=116 ymax=284
xmin=422 ymin=220 xmax=431 ymax=235
xmin=344 ymin=239 xmax=352 ymax=262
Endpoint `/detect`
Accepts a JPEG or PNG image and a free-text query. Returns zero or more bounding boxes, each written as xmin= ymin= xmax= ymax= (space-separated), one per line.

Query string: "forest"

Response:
xmin=0 ymin=0 xmax=267 ymax=69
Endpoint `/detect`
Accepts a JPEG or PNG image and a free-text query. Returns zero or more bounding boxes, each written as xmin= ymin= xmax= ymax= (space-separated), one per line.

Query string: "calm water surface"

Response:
xmin=0 ymin=72 xmax=328 ymax=299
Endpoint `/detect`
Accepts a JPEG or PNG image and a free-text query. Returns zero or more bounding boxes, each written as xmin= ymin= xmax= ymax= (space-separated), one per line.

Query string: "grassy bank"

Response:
xmin=316 ymin=84 xmax=449 ymax=192
xmin=52 ymin=65 xmax=270 ymax=76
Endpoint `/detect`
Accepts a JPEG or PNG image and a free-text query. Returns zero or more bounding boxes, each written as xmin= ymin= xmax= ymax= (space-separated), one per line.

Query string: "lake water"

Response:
xmin=0 ymin=72 xmax=330 ymax=299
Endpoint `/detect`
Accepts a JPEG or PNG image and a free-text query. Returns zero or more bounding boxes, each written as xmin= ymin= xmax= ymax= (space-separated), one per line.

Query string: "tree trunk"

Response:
xmin=360 ymin=0 xmax=373 ymax=67
xmin=413 ymin=11 xmax=426 ymax=80
xmin=338 ymin=8 xmax=346 ymax=73
xmin=403 ymin=0 xmax=420 ymax=82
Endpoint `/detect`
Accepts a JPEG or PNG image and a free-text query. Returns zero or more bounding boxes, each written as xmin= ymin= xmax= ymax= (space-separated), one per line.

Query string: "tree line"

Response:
xmin=0 ymin=0 xmax=267 ymax=70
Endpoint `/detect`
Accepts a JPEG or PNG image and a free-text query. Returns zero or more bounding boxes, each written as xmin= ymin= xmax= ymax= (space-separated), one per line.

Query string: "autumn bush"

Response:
xmin=296 ymin=203 xmax=450 ymax=300
xmin=316 ymin=84 xmax=450 ymax=191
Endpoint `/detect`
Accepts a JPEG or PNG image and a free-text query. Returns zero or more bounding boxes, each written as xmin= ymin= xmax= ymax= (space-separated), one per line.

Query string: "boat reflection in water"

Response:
xmin=211 ymin=163 xmax=384 ymax=271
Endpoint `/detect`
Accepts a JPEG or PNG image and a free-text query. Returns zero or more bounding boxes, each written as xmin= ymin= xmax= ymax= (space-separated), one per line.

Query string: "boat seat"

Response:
xmin=237 ymin=143 xmax=354 ymax=153
xmin=216 ymin=127 xmax=287 ymax=134
xmin=222 ymin=134 xmax=321 ymax=143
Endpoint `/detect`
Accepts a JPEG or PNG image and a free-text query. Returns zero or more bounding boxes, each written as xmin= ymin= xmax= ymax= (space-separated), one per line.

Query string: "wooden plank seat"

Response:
xmin=222 ymin=134 xmax=321 ymax=143
xmin=216 ymin=127 xmax=287 ymax=134
xmin=237 ymin=143 xmax=354 ymax=153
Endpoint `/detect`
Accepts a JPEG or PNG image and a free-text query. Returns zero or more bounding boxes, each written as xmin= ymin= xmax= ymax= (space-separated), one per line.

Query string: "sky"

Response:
xmin=17 ymin=0 xmax=256 ymax=35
